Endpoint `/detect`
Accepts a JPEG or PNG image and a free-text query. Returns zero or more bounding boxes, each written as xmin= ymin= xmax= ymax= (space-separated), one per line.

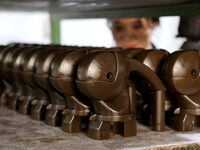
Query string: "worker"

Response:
xmin=109 ymin=17 xmax=159 ymax=49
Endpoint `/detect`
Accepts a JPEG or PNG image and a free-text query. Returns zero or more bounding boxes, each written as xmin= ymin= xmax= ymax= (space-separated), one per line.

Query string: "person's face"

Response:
xmin=111 ymin=18 xmax=158 ymax=49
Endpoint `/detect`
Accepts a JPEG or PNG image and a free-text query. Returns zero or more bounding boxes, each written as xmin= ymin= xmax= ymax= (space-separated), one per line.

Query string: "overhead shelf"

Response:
xmin=0 ymin=0 xmax=200 ymax=19
xmin=1 ymin=0 xmax=200 ymax=44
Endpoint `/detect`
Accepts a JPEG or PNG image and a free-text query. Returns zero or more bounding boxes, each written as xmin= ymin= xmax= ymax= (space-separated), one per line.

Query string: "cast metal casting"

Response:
xmin=132 ymin=50 xmax=173 ymax=125
xmin=18 ymin=45 xmax=52 ymax=115
xmin=76 ymin=51 xmax=166 ymax=139
xmin=0 ymin=44 xmax=23 ymax=107
xmin=6 ymin=45 xmax=36 ymax=110
xmin=33 ymin=48 xmax=66 ymax=125
xmin=0 ymin=45 xmax=15 ymax=106
xmin=1 ymin=44 xmax=199 ymax=140
xmin=161 ymin=50 xmax=200 ymax=131
xmin=49 ymin=49 xmax=102 ymax=132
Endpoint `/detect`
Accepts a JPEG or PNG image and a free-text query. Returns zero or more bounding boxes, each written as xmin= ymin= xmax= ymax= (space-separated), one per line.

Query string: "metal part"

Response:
xmin=6 ymin=45 xmax=34 ymax=110
xmin=76 ymin=51 xmax=166 ymax=139
xmin=0 ymin=44 xmax=23 ymax=108
xmin=161 ymin=50 xmax=200 ymax=131
xmin=1 ymin=44 xmax=200 ymax=139
xmin=50 ymin=50 xmax=92 ymax=132
xmin=18 ymin=45 xmax=50 ymax=115
xmin=131 ymin=50 xmax=173 ymax=126
xmin=33 ymin=49 xmax=66 ymax=125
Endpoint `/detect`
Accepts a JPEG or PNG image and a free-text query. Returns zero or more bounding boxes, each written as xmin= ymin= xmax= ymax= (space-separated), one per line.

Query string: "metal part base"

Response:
xmin=172 ymin=112 xmax=195 ymax=131
xmin=7 ymin=97 xmax=18 ymax=110
xmin=88 ymin=119 xmax=136 ymax=140
xmin=0 ymin=93 xmax=7 ymax=106
xmin=18 ymin=100 xmax=31 ymax=115
xmin=45 ymin=109 xmax=63 ymax=126
xmin=31 ymin=104 xmax=47 ymax=120
xmin=62 ymin=115 xmax=89 ymax=133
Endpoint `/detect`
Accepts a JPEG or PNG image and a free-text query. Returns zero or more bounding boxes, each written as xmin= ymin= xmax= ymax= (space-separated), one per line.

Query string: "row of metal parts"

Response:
xmin=0 ymin=43 xmax=199 ymax=140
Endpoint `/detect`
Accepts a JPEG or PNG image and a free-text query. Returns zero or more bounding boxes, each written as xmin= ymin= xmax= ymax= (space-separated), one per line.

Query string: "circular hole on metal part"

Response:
xmin=191 ymin=69 xmax=197 ymax=76
xmin=106 ymin=72 xmax=113 ymax=80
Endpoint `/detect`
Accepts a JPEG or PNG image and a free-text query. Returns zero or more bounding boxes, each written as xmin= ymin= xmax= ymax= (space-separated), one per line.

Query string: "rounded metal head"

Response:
xmin=50 ymin=50 xmax=86 ymax=96
xmin=0 ymin=46 xmax=12 ymax=79
xmin=1 ymin=45 xmax=23 ymax=80
xmin=10 ymin=46 xmax=33 ymax=82
xmin=33 ymin=49 xmax=65 ymax=91
xmin=161 ymin=50 xmax=200 ymax=95
xmin=76 ymin=51 xmax=128 ymax=100
xmin=20 ymin=47 xmax=45 ymax=87
xmin=134 ymin=49 xmax=169 ymax=74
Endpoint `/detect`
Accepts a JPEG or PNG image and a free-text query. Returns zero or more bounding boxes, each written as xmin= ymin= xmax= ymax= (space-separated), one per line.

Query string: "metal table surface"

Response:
xmin=0 ymin=106 xmax=200 ymax=150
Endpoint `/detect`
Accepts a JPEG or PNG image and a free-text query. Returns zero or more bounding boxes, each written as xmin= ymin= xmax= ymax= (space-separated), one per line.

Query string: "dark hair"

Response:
xmin=152 ymin=17 xmax=159 ymax=23
xmin=108 ymin=17 xmax=160 ymax=28
xmin=178 ymin=16 xmax=200 ymax=40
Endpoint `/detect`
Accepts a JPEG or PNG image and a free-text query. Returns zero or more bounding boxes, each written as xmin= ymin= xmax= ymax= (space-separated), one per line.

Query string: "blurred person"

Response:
xmin=109 ymin=17 xmax=159 ymax=49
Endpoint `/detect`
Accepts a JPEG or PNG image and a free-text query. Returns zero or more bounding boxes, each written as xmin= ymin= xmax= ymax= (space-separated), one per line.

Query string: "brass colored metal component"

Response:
xmin=119 ymin=49 xmax=173 ymax=127
xmin=18 ymin=46 xmax=48 ymax=115
xmin=161 ymin=50 xmax=200 ymax=131
xmin=20 ymin=45 xmax=62 ymax=116
xmin=76 ymin=51 xmax=166 ymax=139
xmin=3 ymin=43 xmax=200 ymax=139
xmin=0 ymin=44 xmax=23 ymax=107
xmin=33 ymin=49 xmax=66 ymax=125
xmin=0 ymin=45 xmax=11 ymax=106
xmin=7 ymin=45 xmax=36 ymax=110
xmin=49 ymin=50 xmax=93 ymax=132
xmin=31 ymin=45 xmax=83 ymax=120
xmin=132 ymin=50 xmax=173 ymax=126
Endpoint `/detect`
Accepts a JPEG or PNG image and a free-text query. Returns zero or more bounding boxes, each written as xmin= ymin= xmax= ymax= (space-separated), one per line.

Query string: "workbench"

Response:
xmin=0 ymin=107 xmax=200 ymax=150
